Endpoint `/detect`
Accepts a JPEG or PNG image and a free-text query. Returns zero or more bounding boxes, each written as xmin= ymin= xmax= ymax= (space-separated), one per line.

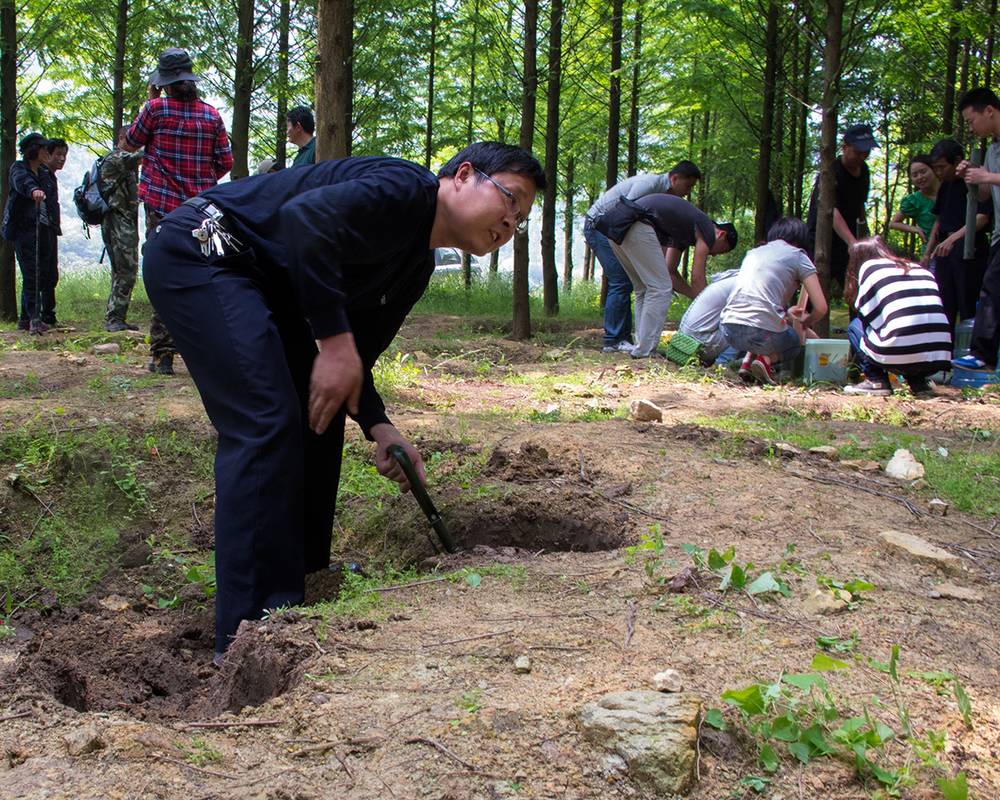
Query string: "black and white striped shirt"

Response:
xmin=856 ymin=258 xmax=952 ymax=369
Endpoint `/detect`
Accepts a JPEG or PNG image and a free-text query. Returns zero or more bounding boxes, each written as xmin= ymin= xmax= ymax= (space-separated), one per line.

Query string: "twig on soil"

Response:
xmin=389 ymin=706 xmax=431 ymax=729
xmin=527 ymin=644 xmax=591 ymax=652
xmin=431 ymin=348 xmax=489 ymax=370
xmin=332 ymin=750 xmax=355 ymax=784
xmin=370 ymin=576 xmax=449 ymax=593
xmin=183 ymin=719 xmax=281 ymax=730
xmin=0 ymin=711 xmax=32 ymax=723
xmin=404 ymin=736 xmax=484 ymax=773
xmin=623 ymin=600 xmax=637 ymax=650
xmin=795 ymin=470 xmax=923 ymax=516
xmin=156 ymin=756 xmax=235 ymax=780
xmin=290 ymin=740 xmax=340 ymax=757
xmin=421 ymin=627 xmax=517 ymax=648
xmin=191 ymin=502 xmax=202 ymax=529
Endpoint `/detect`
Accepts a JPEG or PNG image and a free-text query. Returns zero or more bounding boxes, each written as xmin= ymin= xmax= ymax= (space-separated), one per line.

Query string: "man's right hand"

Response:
xmin=309 ymin=332 xmax=363 ymax=434
xmin=31 ymin=189 xmax=45 ymax=203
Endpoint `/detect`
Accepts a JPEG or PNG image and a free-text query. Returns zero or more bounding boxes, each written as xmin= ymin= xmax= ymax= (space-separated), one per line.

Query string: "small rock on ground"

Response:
xmin=927 ymin=498 xmax=949 ymax=516
xmin=929 ymin=582 xmax=985 ymax=602
xmin=579 ymin=690 xmax=701 ymax=796
xmin=809 ymin=445 xmax=839 ymax=460
xmin=513 ymin=655 xmax=532 ymax=674
xmin=63 ymin=726 xmax=105 ymax=756
xmin=878 ymin=530 xmax=961 ymax=574
xmin=92 ymin=343 xmax=120 ymax=355
xmin=630 ymin=399 xmax=664 ymax=423
xmin=652 ymin=669 xmax=683 ymax=693
xmin=841 ymin=459 xmax=881 ymax=472
xmin=884 ymin=448 xmax=925 ymax=481
xmin=802 ymin=589 xmax=848 ymax=615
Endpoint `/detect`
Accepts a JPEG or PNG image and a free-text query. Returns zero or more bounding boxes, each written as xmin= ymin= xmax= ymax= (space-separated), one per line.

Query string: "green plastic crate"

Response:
xmin=666 ymin=332 xmax=703 ymax=365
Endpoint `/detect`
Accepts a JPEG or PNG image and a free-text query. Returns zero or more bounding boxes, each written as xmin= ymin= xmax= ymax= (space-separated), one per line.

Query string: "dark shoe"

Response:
xmin=28 ymin=319 xmax=49 ymax=335
xmin=16 ymin=319 xmax=29 ymax=331
xmin=105 ymin=320 xmax=139 ymax=332
xmin=906 ymin=379 xmax=935 ymax=398
xmin=148 ymin=354 xmax=175 ymax=375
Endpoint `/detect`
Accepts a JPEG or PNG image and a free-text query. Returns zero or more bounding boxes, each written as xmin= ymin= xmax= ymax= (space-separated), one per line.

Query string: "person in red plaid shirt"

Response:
xmin=124 ymin=47 xmax=233 ymax=374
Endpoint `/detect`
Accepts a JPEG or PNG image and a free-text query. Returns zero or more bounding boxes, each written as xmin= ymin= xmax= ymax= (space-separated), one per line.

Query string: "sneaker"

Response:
xmin=148 ymin=354 xmax=175 ymax=375
xmin=843 ymin=379 xmax=892 ymax=396
xmin=16 ymin=319 xmax=29 ymax=331
xmin=952 ymin=355 xmax=991 ymax=371
xmin=602 ymin=340 xmax=634 ymax=354
xmin=749 ymin=355 xmax=777 ymax=385
xmin=907 ymin=381 xmax=935 ymax=399
xmin=28 ymin=319 xmax=49 ymax=335
xmin=105 ymin=320 xmax=139 ymax=332
xmin=737 ymin=352 xmax=754 ymax=382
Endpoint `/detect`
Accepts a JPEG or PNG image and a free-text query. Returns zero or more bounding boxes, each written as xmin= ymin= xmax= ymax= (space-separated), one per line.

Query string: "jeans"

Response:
xmin=719 ymin=322 xmax=801 ymax=367
xmin=585 ymin=220 xmax=633 ymax=347
xmin=848 ymin=318 xmax=934 ymax=388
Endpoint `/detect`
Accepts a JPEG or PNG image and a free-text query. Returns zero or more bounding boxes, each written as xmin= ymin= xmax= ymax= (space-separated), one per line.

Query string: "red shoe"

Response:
xmin=738 ymin=352 xmax=754 ymax=382
xmin=750 ymin=355 xmax=776 ymax=385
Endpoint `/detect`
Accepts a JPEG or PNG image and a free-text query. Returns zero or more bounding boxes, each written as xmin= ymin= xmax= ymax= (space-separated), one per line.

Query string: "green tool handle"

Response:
xmin=388 ymin=445 xmax=457 ymax=553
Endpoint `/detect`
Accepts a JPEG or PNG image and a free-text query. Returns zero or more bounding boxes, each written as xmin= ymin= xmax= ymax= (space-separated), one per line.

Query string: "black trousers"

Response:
xmin=935 ymin=247 xmax=987 ymax=334
xmin=971 ymin=242 xmax=1000 ymax=368
xmin=15 ymin=224 xmax=58 ymax=324
xmin=142 ymin=205 xmax=343 ymax=653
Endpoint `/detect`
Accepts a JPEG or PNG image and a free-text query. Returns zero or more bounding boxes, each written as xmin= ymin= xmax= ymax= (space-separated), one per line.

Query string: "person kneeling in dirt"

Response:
xmin=142 ymin=142 xmax=545 ymax=664
xmin=676 ymin=268 xmax=741 ymax=366
xmin=842 ymin=238 xmax=952 ymax=397
xmin=720 ymin=217 xmax=827 ymax=385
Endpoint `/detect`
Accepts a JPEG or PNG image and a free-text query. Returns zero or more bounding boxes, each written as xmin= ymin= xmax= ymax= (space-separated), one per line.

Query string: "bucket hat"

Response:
xmin=149 ymin=47 xmax=201 ymax=86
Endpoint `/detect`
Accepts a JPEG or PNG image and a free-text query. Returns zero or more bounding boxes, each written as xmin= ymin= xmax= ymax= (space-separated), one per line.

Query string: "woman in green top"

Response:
xmin=889 ymin=155 xmax=939 ymax=246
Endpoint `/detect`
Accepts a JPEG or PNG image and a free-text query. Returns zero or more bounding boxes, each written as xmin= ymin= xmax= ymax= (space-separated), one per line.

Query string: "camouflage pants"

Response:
xmin=143 ymin=206 xmax=175 ymax=358
xmin=101 ymin=210 xmax=139 ymax=323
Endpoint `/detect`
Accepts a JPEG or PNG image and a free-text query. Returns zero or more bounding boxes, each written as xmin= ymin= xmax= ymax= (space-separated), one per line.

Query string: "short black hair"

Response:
xmin=930 ymin=138 xmax=963 ymax=165
xmin=287 ymin=105 xmax=315 ymax=135
xmin=669 ymin=160 xmax=701 ymax=180
xmin=166 ymin=81 xmax=198 ymax=101
xmin=716 ymin=221 xmax=738 ymax=251
xmin=766 ymin=217 xmax=809 ymax=250
xmin=45 ymin=138 xmax=68 ymax=153
xmin=438 ymin=141 xmax=546 ymax=190
xmin=958 ymin=87 xmax=1000 ymax=113
xmin=910 ymin=154 xmax=933 ymax=169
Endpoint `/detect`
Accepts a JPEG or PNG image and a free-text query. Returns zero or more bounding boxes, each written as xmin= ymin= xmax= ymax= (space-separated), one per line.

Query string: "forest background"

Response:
xmin=0 ymin=0 xmax=997 ymax=338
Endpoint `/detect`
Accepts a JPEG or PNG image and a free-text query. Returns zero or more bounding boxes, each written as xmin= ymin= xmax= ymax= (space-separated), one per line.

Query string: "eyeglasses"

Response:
xmin=476 ymin=169 xmax=528 ymax=233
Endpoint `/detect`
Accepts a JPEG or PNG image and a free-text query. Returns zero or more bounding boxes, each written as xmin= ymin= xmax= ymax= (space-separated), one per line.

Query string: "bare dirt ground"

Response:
xmin=1 ymin=315 xmax=999 ymax=800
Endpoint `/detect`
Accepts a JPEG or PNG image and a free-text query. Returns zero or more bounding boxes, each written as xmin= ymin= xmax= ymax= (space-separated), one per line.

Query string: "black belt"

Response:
xmin=183 ymin=195 xmax=227 ymax=223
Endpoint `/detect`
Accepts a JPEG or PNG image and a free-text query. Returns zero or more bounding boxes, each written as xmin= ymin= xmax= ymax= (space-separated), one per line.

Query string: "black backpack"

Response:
xmin=73 ymin=155 xmax=109 ymax=227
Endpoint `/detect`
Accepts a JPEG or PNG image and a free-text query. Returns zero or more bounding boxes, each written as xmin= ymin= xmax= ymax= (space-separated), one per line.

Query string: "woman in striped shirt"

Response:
xmin=843 ymin=238 xmax=952 ymax=397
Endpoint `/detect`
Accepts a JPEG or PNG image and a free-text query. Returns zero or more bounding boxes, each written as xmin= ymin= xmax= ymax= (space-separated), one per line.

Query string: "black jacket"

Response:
xmin=198 ymin=156 xmax=439 ymax=436
xmin=2 ymin=161 xmax=60 ymax=241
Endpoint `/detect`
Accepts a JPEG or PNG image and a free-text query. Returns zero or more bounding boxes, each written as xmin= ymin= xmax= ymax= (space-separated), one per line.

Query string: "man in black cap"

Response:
xmin=1 ymin=133 xmax=60 ymax=332
xmin=807 ymin=123 xmax=877 ymax=296
xmin=141 ymin=141 xmax=545 ymax=663
xmin=123 ymin=47 xmax=233 ymax=373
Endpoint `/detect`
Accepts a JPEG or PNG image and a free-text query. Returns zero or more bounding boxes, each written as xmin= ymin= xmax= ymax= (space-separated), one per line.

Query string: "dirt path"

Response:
xmin=1 ymin=317 xmax=998 ymax=799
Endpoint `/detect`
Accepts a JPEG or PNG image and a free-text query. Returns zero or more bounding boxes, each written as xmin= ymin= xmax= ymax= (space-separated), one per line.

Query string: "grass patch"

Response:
xmin=0 ymin=418 xmax=217 ymax=610
xmin=693 ymin=411 xmax=1000 ymax=517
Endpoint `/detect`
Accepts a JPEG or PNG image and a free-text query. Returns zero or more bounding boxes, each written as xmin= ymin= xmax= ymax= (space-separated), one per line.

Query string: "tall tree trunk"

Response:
xmin=786 ymin=0 xmax=799 ymax=218
xmin=512 ymin=0 xmax=538 ymax=340
xmin=942 ymin=0 xmax=962 ymax=136
xmin=461 ymin=0 xmax=480 ymax=289
xmin=563 ymin=154 xmax=574 ymax=289
xmin=111 ymin=0 xmax=128 ymax=143
xmin=276 ymin=0 xmax=290 ymax=165
xmin=698 ymin=109 xmax=709 ymax=209
xmin=424 ymin=0 xmax=436 ymax=169
xmin=541 ymin=0 xmax=562 ymax=316
xmin=754 ymin=0 xmax=780 ymax=242
xmin=490 ymin=250 xmax=499 ymax=274
xmin=626 ymin=1 xmax=641 ymax=176
xmin=0 ymin=0 xmax=16 ymax=320
xmin=316 ymin=0 xmax=354 ymax=160
xmin=795 ymin=36 xmax=811 ymax=218
xmin=957 ymin=36 xmax=970 ymax=142
xmin=986 ymin=0 xmax=997 ymax=86
xmin=605 ymin=0 xmax=622 ymax=189
xmin=813 ymin=0 xmax=844 ymax=337
xmin=231 ymin=0 xmax=254 ymax=179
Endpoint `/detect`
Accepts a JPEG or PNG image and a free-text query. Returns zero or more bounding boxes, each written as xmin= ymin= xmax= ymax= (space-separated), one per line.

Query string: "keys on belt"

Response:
xmin=190 ymin=203 xmax=241 ymax=257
